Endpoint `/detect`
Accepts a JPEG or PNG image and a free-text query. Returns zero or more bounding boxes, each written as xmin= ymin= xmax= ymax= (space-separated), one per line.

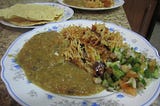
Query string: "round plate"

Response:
xmin=0 ymin=2 xmax=74 ymax=28
xmin=57 ymin=0 xmax=124 ymax=11
xmin=1 ymin=20 xmax=160 ymax=106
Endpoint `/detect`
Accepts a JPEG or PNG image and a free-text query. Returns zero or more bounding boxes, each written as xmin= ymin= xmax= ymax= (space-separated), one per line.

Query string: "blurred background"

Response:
xmin=123 ymin=0 xmax=160 ymax=54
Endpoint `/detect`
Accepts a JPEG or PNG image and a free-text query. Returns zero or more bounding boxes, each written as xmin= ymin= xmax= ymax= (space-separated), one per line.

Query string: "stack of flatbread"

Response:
xmin=0 ymin=4 xmax=64 ymax=26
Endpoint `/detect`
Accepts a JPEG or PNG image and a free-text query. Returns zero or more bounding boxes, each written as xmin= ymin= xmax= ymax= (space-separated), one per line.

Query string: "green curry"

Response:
xmin=16 ymin=31 xmax=104 ymax=96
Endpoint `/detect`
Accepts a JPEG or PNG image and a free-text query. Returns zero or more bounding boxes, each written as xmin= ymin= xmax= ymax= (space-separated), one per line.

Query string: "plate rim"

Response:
xmin=57 ymin=0 xmax=125 ymax=11
xmin=0 ymin=2 xmax=74 ymax=28
xmin=1 ymin=19 xmax=160 ymax=106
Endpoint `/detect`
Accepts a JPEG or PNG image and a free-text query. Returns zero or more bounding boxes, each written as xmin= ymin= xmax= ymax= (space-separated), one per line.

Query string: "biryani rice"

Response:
xmin=60 ymin=23 xmax=125 ymax=73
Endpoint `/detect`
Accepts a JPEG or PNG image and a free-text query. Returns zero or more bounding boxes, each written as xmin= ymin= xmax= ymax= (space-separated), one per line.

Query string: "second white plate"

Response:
xmin=57 ymin=0 xmax=124 ymax=11
xmin=0 ymin=2 xmax=74 ymax=28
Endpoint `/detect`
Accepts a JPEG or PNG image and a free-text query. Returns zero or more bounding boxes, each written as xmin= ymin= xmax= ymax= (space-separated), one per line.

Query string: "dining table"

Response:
xmin=0 ymin=0 xmax=160 ymax=106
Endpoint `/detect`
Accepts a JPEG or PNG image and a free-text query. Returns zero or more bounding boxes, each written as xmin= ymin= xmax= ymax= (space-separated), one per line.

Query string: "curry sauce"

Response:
xmin=16 ymin=31 xmax=104 ymax=96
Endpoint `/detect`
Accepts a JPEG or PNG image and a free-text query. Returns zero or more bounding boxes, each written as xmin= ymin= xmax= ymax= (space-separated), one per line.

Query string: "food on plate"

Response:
xmin=63 ymin=0 xmax=114 ymax=8
xmin=0 ymin=4 xmax=64 ymax=26
xmin=16 ymin=23 xmax=160 ymax=96
xmin=4 ymin=17 xmax=51 ymax=27
xmin=60 ymin=23 xmax=160 ymax=96
xmin=16 ymin=31 xmax=104 ymax=96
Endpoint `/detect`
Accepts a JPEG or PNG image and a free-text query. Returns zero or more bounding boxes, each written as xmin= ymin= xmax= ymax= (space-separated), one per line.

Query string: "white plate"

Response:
xmin=1 ymin=20 xmax=160 ymax=106
xmin=0 ymin=2 xmax=74 ymax=28
xmin=57 ymin=0 xmax=124 ymax=10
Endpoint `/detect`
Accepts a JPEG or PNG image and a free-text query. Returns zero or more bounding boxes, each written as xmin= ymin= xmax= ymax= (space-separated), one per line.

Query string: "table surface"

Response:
xmin=0 ymin=0 xmax=159 ymax=106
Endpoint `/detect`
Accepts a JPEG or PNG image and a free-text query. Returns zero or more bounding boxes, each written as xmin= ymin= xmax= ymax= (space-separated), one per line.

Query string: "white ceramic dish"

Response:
xmin=1 ymin=20 xmax=160 ymax=106
xmin=57 ymin=0 xmax=124 ymax=10
xmin=0 ymin=2 xmax=74 ymax=28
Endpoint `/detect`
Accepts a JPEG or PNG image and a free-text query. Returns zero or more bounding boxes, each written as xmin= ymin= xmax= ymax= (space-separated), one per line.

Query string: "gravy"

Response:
xmin=17 ymin=31 xmax=104 ymax=96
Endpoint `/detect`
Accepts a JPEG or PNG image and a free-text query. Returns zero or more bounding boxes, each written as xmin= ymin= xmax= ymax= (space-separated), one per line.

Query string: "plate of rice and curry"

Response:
xmin=57 ymin=0 xmax=124 ymax=10
xmin=1 ymin=20 xmax=160 ymax=106
xmin=0 ymin=2 xmax=74 ymax=28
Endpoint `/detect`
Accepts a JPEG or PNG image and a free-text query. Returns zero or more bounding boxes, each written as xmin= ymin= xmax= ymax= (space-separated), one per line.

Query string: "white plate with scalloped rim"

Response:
xmin=1 ymin=20 xmax=160 ymax=106
xmin=57 ymin=0 xmax=124 ymax=11
xmin=0 ymin=2 xmax=74 ymax=28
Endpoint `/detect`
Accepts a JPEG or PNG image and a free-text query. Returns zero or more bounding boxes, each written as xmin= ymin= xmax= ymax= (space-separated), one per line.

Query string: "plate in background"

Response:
xmin=57 ymin=0 xmax=124 ymax=11
xmin=0 ymin=2 xmax=74 ymax=28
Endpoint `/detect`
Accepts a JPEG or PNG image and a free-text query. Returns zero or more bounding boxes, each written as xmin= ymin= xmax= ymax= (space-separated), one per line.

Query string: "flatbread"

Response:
xmin=0 ymin=3 xmax=64 ymax=26
xmin=5 ymin=15 xmax=63 ymax=26
xmin=5 ymin=17 xmax=49 ymax=26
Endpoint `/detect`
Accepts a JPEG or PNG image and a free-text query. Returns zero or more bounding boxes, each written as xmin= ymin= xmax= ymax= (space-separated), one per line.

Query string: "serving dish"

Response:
xmin=57 ymin=0 xmax=124 ymax=11
xmin=1 ymin=20 xmax=160 ymax=106
xmin=0 ymin=2 xmax=74 ymax=28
